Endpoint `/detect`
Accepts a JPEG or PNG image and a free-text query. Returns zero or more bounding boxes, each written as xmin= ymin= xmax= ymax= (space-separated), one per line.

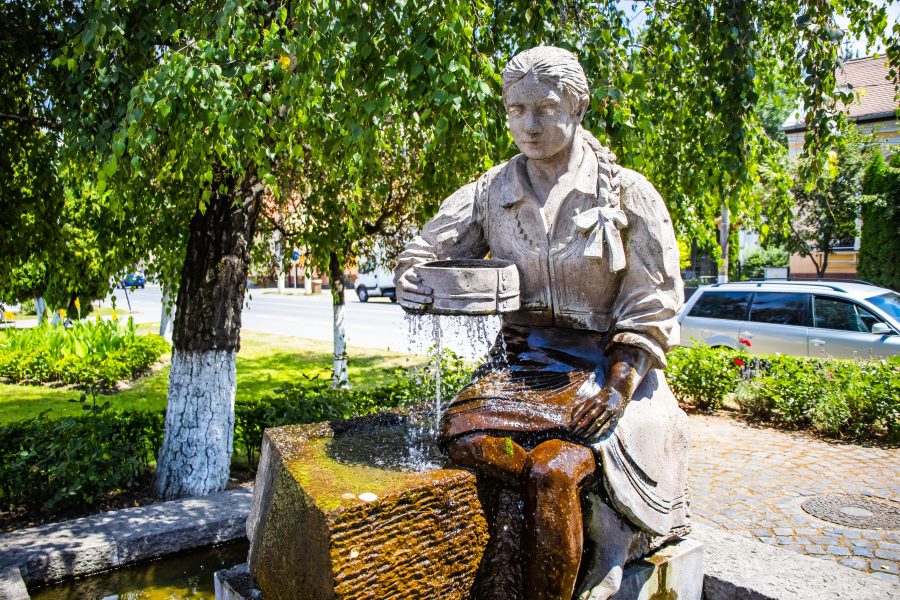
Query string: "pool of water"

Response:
xmin=31 ymin=540 xmax=249 ymax=600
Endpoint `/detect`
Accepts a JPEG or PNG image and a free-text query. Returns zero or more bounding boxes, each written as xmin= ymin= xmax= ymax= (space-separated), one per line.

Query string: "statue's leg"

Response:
xmin=522 ymin=439 xmax=596 ymax=600
xmin=575 ymin=495 xmax=648 ymax=600
xmin=446 ymin=433 xmax=528 ymax=484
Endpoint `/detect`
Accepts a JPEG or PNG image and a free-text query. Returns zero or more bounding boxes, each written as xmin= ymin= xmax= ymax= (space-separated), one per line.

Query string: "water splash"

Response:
xmin=432 ymin=315 xmax=443 ymax=432
xmin=401 ymin=311 xmax=506 ymax=470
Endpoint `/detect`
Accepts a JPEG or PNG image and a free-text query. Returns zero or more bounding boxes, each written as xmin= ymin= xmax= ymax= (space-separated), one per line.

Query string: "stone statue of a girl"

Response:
xmin=395 ymin=46 xmax=690 ymax=600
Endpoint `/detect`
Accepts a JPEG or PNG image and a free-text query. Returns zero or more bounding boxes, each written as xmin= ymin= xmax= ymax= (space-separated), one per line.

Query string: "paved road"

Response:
xmin=107 ymin=285 xmax=500 ymax=360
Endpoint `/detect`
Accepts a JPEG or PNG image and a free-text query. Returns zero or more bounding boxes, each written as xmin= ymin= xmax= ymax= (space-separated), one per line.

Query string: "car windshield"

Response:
xmin=866 ymin=291 xmax=900 ymax=322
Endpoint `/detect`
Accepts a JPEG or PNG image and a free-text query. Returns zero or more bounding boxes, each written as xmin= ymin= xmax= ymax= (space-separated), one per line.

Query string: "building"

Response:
xmin=781 ymin=55 xmax=899 ymax=279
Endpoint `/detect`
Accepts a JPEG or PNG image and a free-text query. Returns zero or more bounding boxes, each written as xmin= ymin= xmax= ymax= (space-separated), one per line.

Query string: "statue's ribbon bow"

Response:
xmin=572 ymin=206 xmax=628 ymax=272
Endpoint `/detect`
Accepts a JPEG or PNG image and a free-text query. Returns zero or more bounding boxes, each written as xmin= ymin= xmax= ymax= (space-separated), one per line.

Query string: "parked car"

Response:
xmin=354 ymin=261 xmax=396 ymax=302
xmin=122 ymin=272 xmax=146 ymax=289
xmin=677 ymin=280 xmax=900 ymax=359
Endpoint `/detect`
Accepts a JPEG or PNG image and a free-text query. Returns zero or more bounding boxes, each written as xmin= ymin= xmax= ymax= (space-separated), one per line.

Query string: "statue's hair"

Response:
xmin=501 ymin=46 xmax=590 ymax=117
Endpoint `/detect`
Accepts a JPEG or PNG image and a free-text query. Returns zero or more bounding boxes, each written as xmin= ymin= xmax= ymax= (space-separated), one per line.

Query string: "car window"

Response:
xmin=814 ymin=296 xmax=882 ymax=333
xmin=866 ymin=291 xmax=900 ymax=322
xmin=688 ymin=291 xmax=752 ymax=320
xmin=748 ymin=292 xmax=807 ymax=326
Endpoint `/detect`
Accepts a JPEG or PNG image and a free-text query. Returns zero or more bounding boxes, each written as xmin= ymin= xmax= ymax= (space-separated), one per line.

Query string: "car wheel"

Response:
xmin=356 ymin=286 xmax=369 ymax=302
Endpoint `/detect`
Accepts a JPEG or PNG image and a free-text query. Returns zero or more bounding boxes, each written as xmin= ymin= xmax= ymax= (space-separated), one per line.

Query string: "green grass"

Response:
xmin=0 ymin=330 xmax=419 ymax=424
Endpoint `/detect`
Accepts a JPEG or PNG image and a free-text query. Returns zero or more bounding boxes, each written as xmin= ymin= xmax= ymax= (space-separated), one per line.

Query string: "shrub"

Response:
xmin=0 ymin=402 xmax=163 ymax=512
xmin=740 ymin=246 xmax=789 ymax=280
xmin=666 ymin=344 xmax=744 ymax=411
xmin=674 ymin=346 xmax=900 ymax=442
xmin=0 ymin=318 xmax=169 ymax=387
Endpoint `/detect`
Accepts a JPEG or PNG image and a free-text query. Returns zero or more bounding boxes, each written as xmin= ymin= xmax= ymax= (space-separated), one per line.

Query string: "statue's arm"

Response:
xmin=569 ymin=345 xmax=651 ymax=442
xmin=394 ymin=180 xmax=489 ymax=310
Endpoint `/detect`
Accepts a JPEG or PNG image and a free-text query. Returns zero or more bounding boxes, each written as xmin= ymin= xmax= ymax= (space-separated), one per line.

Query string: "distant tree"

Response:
xmin=781 ymin=131 xmax=874 ymax=278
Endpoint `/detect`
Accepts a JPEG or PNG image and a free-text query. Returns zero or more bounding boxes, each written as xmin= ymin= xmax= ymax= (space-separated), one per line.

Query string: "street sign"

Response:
xmin=291 ymin=250 xmax=300 ymax=261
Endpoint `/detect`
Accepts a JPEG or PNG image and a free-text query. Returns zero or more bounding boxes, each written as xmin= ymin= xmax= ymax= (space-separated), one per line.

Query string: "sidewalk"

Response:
xmin=688 ymin=414 xmax=900 ymax=584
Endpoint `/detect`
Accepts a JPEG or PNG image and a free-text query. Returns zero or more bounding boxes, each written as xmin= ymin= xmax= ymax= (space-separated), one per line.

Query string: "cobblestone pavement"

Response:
xmin=688 ymin=414 xmax=900 ymax=585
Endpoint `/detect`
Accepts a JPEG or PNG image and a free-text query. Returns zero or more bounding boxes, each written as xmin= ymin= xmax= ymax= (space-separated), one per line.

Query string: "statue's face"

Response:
xmin=505 ymin=74 xmax=580 ymax=161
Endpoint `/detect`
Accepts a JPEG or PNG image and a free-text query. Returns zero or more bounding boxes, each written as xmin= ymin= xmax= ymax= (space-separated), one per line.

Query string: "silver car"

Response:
xmin=678 ymin=280 xmax=900 ymax=359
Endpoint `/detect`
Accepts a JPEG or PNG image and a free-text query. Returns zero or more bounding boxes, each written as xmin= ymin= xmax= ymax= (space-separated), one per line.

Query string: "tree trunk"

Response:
xmin=159 ymin=288 xmax=174 ymax=340
xmin=817 ymin=233 xmax=831 ymax=278
xmin=154 ymin=170 xmax=263 ymax=500
xmin=329 ymin=251 xmax=349 ymax=389
xmin=274 ymin=229 xmax=285 ymax=294
xmin=717 ymin=202 xmax=730 ymax=283
xmin=35 ymin=296 xmax=46 ymax=324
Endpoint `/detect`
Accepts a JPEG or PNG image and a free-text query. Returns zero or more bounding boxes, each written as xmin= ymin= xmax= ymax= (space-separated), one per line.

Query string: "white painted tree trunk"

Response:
xmin=718 ymin=202 xmax=730 ymax=283
xmin=332 ymin=302 xmax=349 ymax=388
xmin=35 ymin=296 xmax=47 ymax=324
xmin=159 ymin=290 xmax=174 ymax=340
xmin=154 ymin=349 xmax=237 ymax=499
xmin=304 ymin=269 xmax=313 ymax=294
xmin=274 ymin=230 xmax=285 ymax=294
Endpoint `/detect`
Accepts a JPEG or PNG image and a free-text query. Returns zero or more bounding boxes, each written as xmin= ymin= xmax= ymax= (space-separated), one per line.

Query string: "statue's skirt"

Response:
xmin=440 ymin=324 xmax=690 ymax=537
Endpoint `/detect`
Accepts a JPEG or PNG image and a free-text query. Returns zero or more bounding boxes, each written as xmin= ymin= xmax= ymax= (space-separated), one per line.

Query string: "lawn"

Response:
xmin=0 ymin=330 xmax=419 ymax=424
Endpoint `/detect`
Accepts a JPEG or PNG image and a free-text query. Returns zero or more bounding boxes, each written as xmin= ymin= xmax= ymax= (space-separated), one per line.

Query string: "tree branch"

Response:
xmin=0 ymin=111 xmax=61 ymax=131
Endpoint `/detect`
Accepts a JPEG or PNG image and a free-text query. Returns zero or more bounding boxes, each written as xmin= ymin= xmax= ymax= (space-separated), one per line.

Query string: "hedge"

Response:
xmin=859 ymin=153 xmax=900 ymax=291
xmin=666 ymin=345 xmax=900 ymax=442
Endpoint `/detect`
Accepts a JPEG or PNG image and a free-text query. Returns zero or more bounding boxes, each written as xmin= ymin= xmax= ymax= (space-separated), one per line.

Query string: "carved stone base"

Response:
xmin=216 ymin=539 xmax=702 ymax=600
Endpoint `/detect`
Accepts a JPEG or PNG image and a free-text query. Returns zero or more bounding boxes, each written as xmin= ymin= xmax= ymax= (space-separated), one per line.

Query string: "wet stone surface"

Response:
xmin=689 ymin=414 xmax=900 ymax=585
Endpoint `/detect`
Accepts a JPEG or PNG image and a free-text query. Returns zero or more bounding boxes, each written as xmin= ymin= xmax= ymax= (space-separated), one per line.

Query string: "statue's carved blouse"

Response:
xmin=395 ymin=134 xmax=684 ymax=369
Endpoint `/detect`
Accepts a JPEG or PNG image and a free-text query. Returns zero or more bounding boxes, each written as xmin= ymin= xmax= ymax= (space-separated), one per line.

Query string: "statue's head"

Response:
xmin=501 ymin=46 xmax=590 ymax=161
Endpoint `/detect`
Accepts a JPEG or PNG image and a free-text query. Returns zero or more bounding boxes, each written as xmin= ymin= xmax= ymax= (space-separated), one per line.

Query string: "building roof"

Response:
xmin=783 ymin=55 xmax=898 ymax=131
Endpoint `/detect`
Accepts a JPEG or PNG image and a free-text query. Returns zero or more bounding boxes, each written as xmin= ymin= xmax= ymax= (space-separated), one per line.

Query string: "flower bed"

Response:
xmin=0 ymin=317 xmax=170 ymax=388
xmin=666 ymin=344 xmax=900 ymax=442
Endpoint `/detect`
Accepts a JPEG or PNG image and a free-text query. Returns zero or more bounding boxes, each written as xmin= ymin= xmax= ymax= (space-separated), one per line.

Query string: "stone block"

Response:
xmin=610 ymin=538 xmax=703 ymax=600
xmin=247 ymin=420 xmax=489 ymax=600
xmin=0 ymin=565 xmax=29 ymax=600
xmin=216 ymin=564 xmax=262 ymax=600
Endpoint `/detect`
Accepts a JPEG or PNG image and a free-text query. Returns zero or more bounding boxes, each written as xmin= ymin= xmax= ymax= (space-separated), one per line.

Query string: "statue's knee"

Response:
xmin=446 ymin=434 xmax=488 ymax=468
xmin=525 ymin=440 xmax=594 ymax=491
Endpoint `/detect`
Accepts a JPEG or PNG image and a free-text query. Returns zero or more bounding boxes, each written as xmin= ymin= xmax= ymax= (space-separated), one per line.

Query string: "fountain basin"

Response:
xmin=246 ymin=414 xmax=489 ymax=600
xmin=414 ymin=259 xmax=520 ymax=315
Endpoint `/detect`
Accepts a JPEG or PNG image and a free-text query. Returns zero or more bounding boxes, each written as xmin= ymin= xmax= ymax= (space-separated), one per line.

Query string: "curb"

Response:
xmin=0 ymin=488 xmax=252 ymax=589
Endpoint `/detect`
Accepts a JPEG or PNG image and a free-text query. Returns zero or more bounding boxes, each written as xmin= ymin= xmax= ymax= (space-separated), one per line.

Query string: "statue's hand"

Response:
xmin=397 ymin=268 xmax=433 ymax=312
xmin=567 ymin=387 xmax=627 ymax=444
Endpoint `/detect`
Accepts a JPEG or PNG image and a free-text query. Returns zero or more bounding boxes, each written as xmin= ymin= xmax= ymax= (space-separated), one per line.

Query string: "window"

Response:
xmin=748 ymin=293 xmax=807 ymax=326
xmin=814 ymin=296 xmax=882 ymax=333
xmin=866 ymin=292 xmax=900 ymax=322
xmin=688 ymin=291 xmax=752 ymax=320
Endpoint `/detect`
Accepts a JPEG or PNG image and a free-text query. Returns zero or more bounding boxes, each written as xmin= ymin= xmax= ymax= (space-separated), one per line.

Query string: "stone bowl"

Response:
xmin=414 ymin=259 xmax=521 ymax=316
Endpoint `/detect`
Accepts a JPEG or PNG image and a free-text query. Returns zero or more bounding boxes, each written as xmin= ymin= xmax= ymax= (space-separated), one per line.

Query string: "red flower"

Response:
xmin=733 ymin=358 xmax=746 ymax=367
xmin=738 ymin=338 xmax=752 ymax=347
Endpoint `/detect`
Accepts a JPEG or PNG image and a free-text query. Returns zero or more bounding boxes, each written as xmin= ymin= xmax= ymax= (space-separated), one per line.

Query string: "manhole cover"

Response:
xmin=801 ymin=494 xmax=900 ymax=529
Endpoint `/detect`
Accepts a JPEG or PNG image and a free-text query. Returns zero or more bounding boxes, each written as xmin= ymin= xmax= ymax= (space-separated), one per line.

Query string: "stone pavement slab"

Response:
xmin=695 ymin=523 xmax=899 ymax=599
xmin=689 ymin=414 xmax=900 ymax=585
